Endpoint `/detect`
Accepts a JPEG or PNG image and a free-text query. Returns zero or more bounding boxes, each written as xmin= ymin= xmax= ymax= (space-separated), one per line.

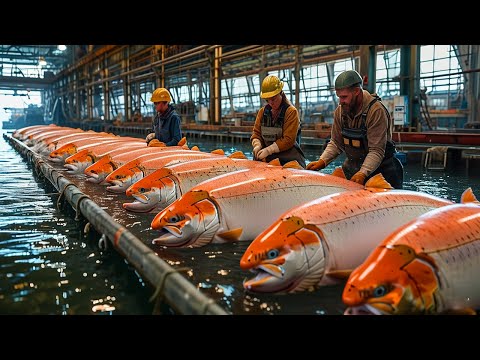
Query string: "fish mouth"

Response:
xmin=49 ymin=156 xmax=63 ymax=163
xmin=107 ymin=173 xmax=142 ymax=193
xmin=64 ymin=164 xmax=77 ymax=171
xmin=123 ymin=200 xmax=156 ymax=213
xmin=131 ymin=192 xmax=149 ymax=204
xmin=152 ymin=225 xmax=192 ymax=247
xmin=243 ymin=264 xmax=294 ymax=293
xmin=86 ymin=173 xmax=102 ymax=184
xmin=344 ymin=304 xmax=388 ymax=315
xmin=106 ymin=180 xmax=128 ymax=193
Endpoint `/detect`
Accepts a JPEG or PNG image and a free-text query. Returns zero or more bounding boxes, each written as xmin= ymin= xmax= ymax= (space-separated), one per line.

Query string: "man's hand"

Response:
xmin=146 ymin=133 xmax=156 ymax=144
xmin=350 ymin=171 xmax=367 ymax=185
xmin=306 ymin=158 xmax=326 ymax=171
xmin=252 ymin=139 xmax=262 ymax=159
xmin=257 ymin=142 xmax=279 ymax=161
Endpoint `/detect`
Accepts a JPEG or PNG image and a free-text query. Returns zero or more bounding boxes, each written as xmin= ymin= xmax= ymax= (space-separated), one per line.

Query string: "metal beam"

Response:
xmin=0 ymin=75 xmax=53 ymax=90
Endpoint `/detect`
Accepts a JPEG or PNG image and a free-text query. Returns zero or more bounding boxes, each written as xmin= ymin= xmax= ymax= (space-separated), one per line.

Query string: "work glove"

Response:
xmin=252 ymin=138 xmax=262 ymax=159
xmin=306 ymin=158 xmax=326 ymax=171
xmin=257 ymin=142 xmax=280 ymax=161
xmin=148 ymin=139 xmax=166 ymax=147
xmin=146 ymin=132 xmax=156 ymax=144
xmin=350 ymin=171 xmax=367 ymax=185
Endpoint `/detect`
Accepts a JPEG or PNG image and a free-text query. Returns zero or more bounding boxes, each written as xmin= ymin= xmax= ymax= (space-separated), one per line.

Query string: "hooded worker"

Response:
xmin=250 ymin=75 xmax=306 ymax=168
xmin=306 ymin=70 xmax=404 ymax=189
xmin=145 ymin=87 xmax=182 ymax=147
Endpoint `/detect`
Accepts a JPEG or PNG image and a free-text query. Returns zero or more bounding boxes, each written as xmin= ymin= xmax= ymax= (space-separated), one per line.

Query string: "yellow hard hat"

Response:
xmin=260 ymin=75 xmax=284 ymax=99
xmin=151 ymin=88 xmax=172 ymax=103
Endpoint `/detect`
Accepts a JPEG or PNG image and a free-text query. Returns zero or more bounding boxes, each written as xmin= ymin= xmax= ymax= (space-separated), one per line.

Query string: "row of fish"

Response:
xmin=13 ymin=124 xmax=480 ymax=314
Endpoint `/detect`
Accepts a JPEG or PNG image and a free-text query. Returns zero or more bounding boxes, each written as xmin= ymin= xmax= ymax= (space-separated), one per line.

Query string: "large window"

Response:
xmin=376 ymin=49 xmax=401 ymax=98
xmin=420 ymin=45 xmax=465 ymax=110
xmin=221 ymin=74 xmax=261 ymax=115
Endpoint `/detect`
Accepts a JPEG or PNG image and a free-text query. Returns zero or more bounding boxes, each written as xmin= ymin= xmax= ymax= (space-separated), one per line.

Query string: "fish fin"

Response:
xmin=325 ymin=269 xmax=353 ymax=280
xmin=228 ymin=151 xmax=247 ymax=159
xmin=437 ymin=308 xmax=477 ymax=315
xmin=460 ymin=187 xmax=479 ymax=204
xmin=177 ymin=137 xmax=187 ymax=146
xmin=282 ymin=160 xmax=303 ymax=169
xmin=211 ymin=149 xmax=225 ymax=155
xmin=331 ymin=167 xmax=346 ymax=178
xmin=217 ymin=228 xmax=243 ymax=242
xmin=267 ymin=158 xmax=282 ymax=166
xmin=191 ymin=146 xmax=200 ymax=151
xmin=365 ymin=173 xmax=393 ymax=191
xmin=148 ymin=139 xmax=166 ymax=147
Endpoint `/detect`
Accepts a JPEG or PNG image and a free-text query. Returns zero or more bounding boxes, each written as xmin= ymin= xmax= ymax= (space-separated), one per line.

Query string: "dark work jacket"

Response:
xmin=151 ymin=105 xmax=182 ymax=146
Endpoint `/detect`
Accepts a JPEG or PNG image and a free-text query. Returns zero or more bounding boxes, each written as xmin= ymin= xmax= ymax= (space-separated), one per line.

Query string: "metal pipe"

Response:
xmin=214 ymin=47 xmax=222 ymax=124
xmin=220 ymin=45 xmax=266 ymax=60
xmin=82 ymin=46 xmax=213 ymax=88
xmin=232 ymin=50 xmax=362 ymax=78
xmin=6 ymin=134 xmax=229 ymax=315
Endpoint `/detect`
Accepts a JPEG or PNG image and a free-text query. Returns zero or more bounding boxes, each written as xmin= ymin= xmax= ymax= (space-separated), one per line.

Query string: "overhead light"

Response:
xmin=38 ymin=56 xmax=47 ymax=66
xmin=58 ymin=45 xmax=67 ymax=51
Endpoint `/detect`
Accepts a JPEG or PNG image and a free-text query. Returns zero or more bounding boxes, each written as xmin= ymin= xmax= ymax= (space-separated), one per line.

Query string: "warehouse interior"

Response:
xmin=2 ymin=44 xmax=480 ymax=317
xmin=1 ymin=45 xmax=479 ymax=133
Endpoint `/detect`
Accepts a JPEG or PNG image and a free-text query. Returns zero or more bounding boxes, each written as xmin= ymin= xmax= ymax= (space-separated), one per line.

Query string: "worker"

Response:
xmin=145 ymin=87 xmax=182 ymax=146
xmin=250 ymin=75 xmax=306 ymax=168
xmin=306 ymin=69 xmax=404 ymax=188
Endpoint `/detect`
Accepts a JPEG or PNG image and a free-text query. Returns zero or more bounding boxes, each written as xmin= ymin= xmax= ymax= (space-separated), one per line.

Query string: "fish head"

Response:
xmin=45 ymin=140 xmax=60 ymax=153
xmin=64 ymin=149 xmax=96 ymax=174
xmin=49 ymin=143 xmax=77 ymax=163
xmin=343 ymin=244 xmax=438 ymax=315
xmin=151 ymin=190 xmax=220 ymax=248
xmin=240 ymin=216 xmax=326 ymax=293
xmin=84 ymin=155 xmax=116 ymax=184
xmin=105 ymin=159 xmax=144 ymax=193
xmin=123 ymin=168 xmax=177 ymax=213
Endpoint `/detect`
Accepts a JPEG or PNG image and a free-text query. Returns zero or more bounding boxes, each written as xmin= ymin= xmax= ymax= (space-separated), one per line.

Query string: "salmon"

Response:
xmin=63 ymin=141 xmax=147 ymax=174
xmin=150 ymin=167 xmax=364 ymax=248
xmin=342 ymin=188 xmax=480 ymax=315
xmin=14 ymin=125 xmax=70 ymax=141
xmin=13 ymin=125 xmax=56 ymax=140
xmin=34 ymin=131 xmax=117 ymax=155
xmin=104 ymin=150 xmax=229 ymax=193
xmin=240 ymin=174 xmax=455 ymax=294
xmin=123 ymin=157 xmax=279 ymax=213
xmin=84 ymin=146 xmax=192 ymax=184
xmin=48 ymin=136 xmax=144 ymax=163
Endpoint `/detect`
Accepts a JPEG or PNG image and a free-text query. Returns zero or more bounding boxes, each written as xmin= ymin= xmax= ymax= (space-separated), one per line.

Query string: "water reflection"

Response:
xmin=0 ymin=129 xmax=153 ymax=315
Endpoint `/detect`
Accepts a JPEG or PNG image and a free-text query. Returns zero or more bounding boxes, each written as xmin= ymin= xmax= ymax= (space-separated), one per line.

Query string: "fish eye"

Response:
xmin=267 ymin=249 xmax=279 ymax=259
xmin=139 ymin=188 xmax=146 ymax=193
xmin=373 ymin=285 xmax=388 ymax=298
xmin=168 ymin=215 xmax=183 ymax=223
